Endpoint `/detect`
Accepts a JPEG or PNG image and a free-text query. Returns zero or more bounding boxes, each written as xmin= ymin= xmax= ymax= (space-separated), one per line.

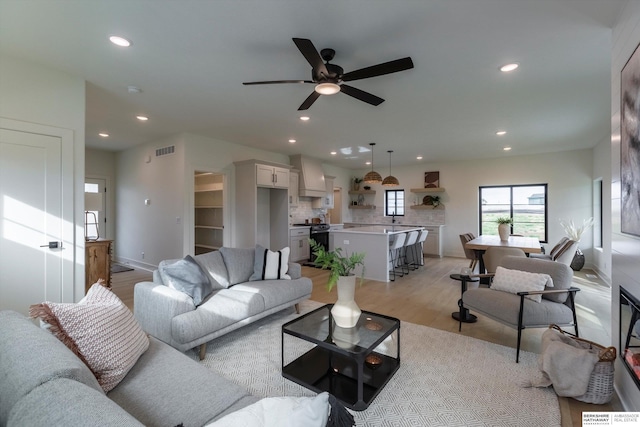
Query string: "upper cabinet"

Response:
xmin=289 ymin=170 xmax=299 ymax=206
xmin=256 ymin=164 xmax=289 ymax=189
xmin=312 ymin=175 xmax=335 ymax=209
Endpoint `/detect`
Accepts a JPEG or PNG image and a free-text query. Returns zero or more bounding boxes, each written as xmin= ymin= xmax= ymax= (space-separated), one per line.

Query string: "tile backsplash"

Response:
xmin=350 ymin=206 xmax=445 ymax=225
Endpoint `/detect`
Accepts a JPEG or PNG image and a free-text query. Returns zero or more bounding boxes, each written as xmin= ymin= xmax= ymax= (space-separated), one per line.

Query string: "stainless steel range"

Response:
xmin=309 ymin=223 xmax=330 ymax=263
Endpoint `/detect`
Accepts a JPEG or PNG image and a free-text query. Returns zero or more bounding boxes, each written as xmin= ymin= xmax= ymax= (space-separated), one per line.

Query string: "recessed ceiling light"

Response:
xmin=500 ymin=63 xmax=519 ymax=72
xmin=365 ymin=161 xmax=371 ymax=165
xmin=299 ymin=116 xmax=310 ymax=121
xmin=416 ymin=156 xmax=423 ymax=160
xmin=136 ymin=115 xmax=149 ymax=121
xmin=503 ymin=146 xmax=512 ymax=151
xmin=330 ymin=151 xmax=337 ymax=155
xmin=288 ymin=139 xmax=296 ymax=143
xmin=496 ymin=130 xmax=507 ymax=136
xmin=127 ymin=85 xmax=142 ymax=94
xmin=109 ymin=35 xmax=132 ymax=47
xmin=98 ymin=133 xmax=109 ymax=137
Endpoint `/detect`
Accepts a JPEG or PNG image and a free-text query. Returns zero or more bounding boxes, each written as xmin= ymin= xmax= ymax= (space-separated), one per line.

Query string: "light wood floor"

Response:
xmin=110 ymin=256 xmax=623 ymax=426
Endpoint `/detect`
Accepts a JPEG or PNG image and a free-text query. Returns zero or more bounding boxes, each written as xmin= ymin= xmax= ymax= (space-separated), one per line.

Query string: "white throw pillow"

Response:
xmin=250 ymin=245 xmax=291 ymax=281
xmin=207 ymin=392 xmax=329 ymax=427
xmin=490 ymin=266 xmax=553 ymax=303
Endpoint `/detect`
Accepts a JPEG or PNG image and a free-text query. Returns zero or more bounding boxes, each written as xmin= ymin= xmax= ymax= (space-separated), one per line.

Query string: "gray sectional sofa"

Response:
xmin=0 ymin=310 xmax=260 ymax=427
xmin=134 ymin=247 xmax=313 ymax=359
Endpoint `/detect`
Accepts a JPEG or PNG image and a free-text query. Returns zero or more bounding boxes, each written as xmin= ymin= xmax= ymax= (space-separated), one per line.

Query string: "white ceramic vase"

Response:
xmin=498 ymin=223 xmax=510 ymax=241
xmin=331 ymin=275 xmax=361 ymax=328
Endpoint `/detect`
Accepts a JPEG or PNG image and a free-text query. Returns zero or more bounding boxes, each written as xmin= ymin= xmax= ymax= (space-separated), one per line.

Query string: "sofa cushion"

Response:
xmin=170 ymin=288 xmax=266 ymax=344
xmin=159 ymin=255 xmax=214 ymax=305
xmin=207 ymin=393 xmax=330 ymax=427
xmin=0 ymin=310 xmax=104 ymax=425
xmin=219 ymin=247 xmax=255 ymax=285
xmin=490 ymin=266 xmax=552 ymax=303
xmin=463 ymin=288 xmax=575 ymax=328
xmin=232 ymin=278 xmax=312 ymax=311
xmin=250 ymin=245 xmax=291 ymax=281
xmin=29 ymin=282 xmax=150 ymax=392
xmin=195 ymin=250 xmax=231 ymax=288
xmin=8 ymin=378 xmax=142 ymax=427
xmin=108 ymin=337 xmax=254 ymax=427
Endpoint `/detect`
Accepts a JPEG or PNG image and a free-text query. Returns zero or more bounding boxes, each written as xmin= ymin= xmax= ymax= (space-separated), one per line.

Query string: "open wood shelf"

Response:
xmin=348 ymin=205 xmax=376 ymax=209
xmin=410 ymin=188 xmax=445 ymax=193
xmin=410 ymin=204 xmax=444 ymax=210
xmin=348 ymin=190 xmax=376 ymax=195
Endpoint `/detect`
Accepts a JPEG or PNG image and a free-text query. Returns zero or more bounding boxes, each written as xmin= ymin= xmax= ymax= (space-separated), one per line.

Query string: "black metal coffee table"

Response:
xmin=282 ymin=304 xmax=400 ymax=411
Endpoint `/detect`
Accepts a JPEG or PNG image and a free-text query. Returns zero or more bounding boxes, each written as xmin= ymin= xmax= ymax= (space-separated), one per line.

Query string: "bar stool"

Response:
xmin=415 ymin=229 xmax=429 ymax=267
xmin=388 ymin=232 xmax=406 ymax=281
xmin=401 ymin=230 xmax=419 ymax=274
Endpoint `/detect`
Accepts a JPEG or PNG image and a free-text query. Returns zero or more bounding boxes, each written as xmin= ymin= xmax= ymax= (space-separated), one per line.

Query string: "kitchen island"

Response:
xmin=330 ymin=225 xmax=425 ymax=282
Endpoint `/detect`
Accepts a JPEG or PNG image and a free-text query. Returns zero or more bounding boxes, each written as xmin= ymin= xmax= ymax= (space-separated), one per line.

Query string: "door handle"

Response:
xmin=40 ymin=241 xmax=62 ymax=249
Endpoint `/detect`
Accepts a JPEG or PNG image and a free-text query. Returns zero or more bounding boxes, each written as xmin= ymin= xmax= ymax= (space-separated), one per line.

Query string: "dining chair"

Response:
xmin=483 ymin=246 xmax=526 ymax=273
xmin=461 ymin=256 xmax=579 ymax=362
xmin=388 ymin=232 xmax=407 ymax=281
xmin=459 ymin=233 xmax=478 ymax=271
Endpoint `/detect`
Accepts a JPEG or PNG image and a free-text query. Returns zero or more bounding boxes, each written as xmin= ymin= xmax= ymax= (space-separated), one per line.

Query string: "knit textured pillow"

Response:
xmin=490 ymin=266 xmax=553 ymax=303
xmin=29 ymin=281 xmax=149 ymax=392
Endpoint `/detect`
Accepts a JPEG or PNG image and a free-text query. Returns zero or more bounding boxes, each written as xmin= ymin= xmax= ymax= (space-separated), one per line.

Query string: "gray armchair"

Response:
xmin=460 ymin=256 xmax=579 ymax=362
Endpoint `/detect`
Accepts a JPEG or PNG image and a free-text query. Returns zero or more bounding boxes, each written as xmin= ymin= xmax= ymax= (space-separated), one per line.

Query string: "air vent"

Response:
xmin=155 ymin=146 xmax=175 ymax=157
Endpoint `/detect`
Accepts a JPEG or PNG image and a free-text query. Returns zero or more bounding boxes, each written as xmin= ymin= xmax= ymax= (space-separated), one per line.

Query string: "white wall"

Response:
xmin=351 ymin=149 xmax=595 ymax=263
xmin=611 ymin=0 xmax=640 ymax=411
xmin=0 ymin=54 xmax=86 ymax=301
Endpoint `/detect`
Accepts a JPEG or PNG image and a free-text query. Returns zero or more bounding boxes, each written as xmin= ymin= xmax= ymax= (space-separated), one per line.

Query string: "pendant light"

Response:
xmin=382 ymin=150 xmax=399 ymax=187
xmin=363 ymin=143 xmax=382 ymax=184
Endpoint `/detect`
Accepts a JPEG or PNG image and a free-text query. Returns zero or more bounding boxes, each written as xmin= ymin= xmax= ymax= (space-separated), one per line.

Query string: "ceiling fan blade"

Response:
xmin=243 ymin=80 xmax=314 ymax=85
xmin=298 ymin=91 xmax=321 ymax=110
xmin=340 ymin=84 xmax=384 ymax=106
xmin=292 ymin=38 xmax=328 ymax=77
xmin=341 ymin=57 xmax=414 ymax=82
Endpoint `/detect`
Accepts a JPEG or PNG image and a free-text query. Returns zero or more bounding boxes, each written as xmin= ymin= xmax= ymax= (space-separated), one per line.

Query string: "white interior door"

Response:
xmin=0 ymin=128 xmax=64 ymax=315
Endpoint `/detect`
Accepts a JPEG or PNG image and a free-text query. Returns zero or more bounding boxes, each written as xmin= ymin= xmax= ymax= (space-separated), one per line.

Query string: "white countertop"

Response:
xmin=331 ymin=225 xmax=424 ymax=235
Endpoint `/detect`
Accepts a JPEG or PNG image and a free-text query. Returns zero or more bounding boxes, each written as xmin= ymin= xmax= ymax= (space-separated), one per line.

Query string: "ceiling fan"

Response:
xmin=243 ymin=38 xmax=414 ymax=110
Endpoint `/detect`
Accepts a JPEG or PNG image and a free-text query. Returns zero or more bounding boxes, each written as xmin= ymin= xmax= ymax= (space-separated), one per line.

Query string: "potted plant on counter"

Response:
xmin=310 ymin=239 xmax=365 ymax=328
xmin=496 ymin=216 xmax=513 ymax=241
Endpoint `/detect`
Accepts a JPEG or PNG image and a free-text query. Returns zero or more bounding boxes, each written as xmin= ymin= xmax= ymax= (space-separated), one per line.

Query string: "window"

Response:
xmin=479 ymin=184 xmax=548 ymax=242
xmin=594 ymin=178 xmax=603 ymax=248
xmin=385 ymin=189 xmax=405 ymax=216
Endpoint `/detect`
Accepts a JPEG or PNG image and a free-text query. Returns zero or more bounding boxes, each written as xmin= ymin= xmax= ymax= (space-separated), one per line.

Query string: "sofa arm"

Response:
xmin=288 ymin=262 xmax=302 ymax=279
xmin=133 ymin=281 xmax=195 ymax=346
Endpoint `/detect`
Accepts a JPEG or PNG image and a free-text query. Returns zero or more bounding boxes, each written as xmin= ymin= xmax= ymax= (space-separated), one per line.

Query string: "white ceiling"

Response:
xmin=0 ymin=0 xmax=626 ymax=168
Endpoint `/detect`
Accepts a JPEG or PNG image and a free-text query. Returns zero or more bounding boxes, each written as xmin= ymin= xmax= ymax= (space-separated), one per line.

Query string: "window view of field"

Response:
xmin=480 ymin=185 xmax=547 ymax=242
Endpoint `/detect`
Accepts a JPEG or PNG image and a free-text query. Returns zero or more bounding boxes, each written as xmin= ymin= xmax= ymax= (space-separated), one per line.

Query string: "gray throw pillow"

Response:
xmin=159 ymin=255 xmax=213 ymax=306
xmin=250 ymin=244 xmax=291 ymax=281
xmin=219 ymin=247 xmax=255 ymax=285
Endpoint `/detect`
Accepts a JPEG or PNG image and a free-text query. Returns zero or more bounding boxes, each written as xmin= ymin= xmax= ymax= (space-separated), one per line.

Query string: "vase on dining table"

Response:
xmin=498 ymin=223 xmax=510 ymax=241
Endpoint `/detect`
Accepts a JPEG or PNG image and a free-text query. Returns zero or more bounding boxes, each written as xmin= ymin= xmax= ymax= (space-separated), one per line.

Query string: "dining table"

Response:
xmin=464 ymin=235 xmax=542 ymax=274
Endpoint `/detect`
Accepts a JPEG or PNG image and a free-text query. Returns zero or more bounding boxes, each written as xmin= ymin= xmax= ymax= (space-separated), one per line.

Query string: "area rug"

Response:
xmin=189 ymin=301 xmax=559 ymax=426
xmin=111 ymin=263 xmax=134 ymax=273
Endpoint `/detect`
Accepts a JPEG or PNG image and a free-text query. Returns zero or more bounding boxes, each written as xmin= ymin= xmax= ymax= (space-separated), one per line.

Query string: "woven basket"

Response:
xmin=548 ymin=325 xmax=616 ymax=404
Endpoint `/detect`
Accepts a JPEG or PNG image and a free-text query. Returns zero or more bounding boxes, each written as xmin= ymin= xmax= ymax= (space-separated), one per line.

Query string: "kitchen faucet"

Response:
xmin=391 ymin=212 xmax=396 ymax=224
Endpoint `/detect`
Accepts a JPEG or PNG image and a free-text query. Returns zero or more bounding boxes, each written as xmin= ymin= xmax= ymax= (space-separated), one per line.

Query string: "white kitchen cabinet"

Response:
xmin=257 ymin=164 xmax=289 ymax=189
xmin=422 ymin=225 xmax=444 ymax=258
xmin=289 ymin=227 xmax=310 ymax=262
xmin=312 ymin=175 xmax=335 ymax=209
xmin=289 ymin=170 xmax=299 ymax=206
xmin=234 ymin=160 xmax=291 ymax=249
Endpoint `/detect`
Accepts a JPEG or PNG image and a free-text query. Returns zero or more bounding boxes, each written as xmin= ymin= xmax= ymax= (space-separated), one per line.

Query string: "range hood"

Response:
xmin=290 ymin=154 xmax=326 ymax=197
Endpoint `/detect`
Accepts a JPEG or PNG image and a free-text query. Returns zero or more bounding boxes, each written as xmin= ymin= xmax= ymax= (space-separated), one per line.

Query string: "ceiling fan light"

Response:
xmin=364 ymin=170 xmax=382 ymax=184
xmin=382 ymin=175 xmax=400 ymax=187
xmin=315 ymin=82 xmax=340 ymax=95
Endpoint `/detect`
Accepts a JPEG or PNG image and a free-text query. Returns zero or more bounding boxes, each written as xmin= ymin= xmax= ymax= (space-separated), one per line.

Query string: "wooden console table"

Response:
xmin=85 ymin=239 xmax=113 ymax=292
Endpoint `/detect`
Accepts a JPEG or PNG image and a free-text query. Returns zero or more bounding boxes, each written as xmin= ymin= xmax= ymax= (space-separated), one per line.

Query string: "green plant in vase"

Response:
xmin=309 ymin=238 xmax=366 ymax=328
xmin=495 ymin=216 xmax=513 ymax=241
